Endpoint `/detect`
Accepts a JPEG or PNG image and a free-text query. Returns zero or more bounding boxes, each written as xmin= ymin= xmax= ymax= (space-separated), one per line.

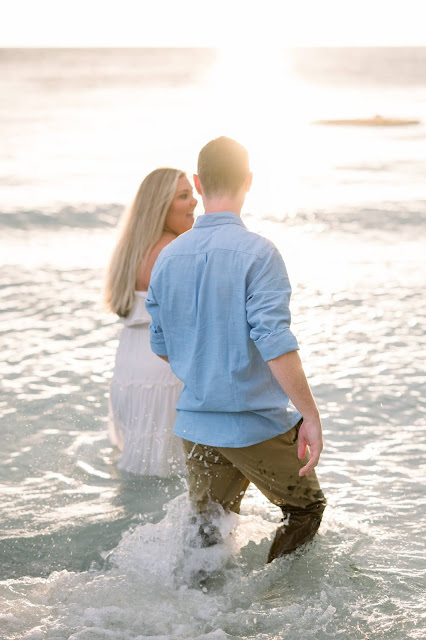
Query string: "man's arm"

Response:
xmin=268 ymin=350 xmax=322 ymax=477
xmin=245 ymin=245 xmax=323 ymax=476
xmin=145 ymin=284 xmax=169 ymax=358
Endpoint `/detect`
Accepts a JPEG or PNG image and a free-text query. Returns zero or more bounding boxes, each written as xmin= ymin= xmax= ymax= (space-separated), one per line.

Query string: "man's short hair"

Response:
xmin=197 ymin=136 xmax=250 ymax=197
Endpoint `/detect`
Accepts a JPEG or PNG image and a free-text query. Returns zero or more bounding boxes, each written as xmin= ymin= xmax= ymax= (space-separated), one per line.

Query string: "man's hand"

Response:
xmin=297 ymin=418 xmax=323 ymax=477
xmin=267 ymin=351 xmax=324 ymax=475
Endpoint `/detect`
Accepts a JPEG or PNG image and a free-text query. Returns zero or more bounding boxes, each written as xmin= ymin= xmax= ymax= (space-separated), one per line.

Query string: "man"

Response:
xmin=146 ymin=137 xmax=326 ymax=562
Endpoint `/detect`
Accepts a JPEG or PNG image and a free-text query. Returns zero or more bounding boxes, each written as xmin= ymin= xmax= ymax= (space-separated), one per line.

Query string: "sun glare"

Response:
xmin=199 ymin=45 xmax=385 ymax=222
xmin=202 ymin=46 xmax=325 ymax=216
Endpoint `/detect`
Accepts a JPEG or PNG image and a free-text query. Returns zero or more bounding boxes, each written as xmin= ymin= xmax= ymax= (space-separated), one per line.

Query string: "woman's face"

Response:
xmin=164 ymin=176 xmax=197 ymax=235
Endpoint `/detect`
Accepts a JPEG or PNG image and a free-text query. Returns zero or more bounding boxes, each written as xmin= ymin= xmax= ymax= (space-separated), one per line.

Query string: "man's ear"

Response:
xmin=193 ymin=174 xmax=203 ymax=195
xmin=245 ymin=172 xmax=253 ymax=193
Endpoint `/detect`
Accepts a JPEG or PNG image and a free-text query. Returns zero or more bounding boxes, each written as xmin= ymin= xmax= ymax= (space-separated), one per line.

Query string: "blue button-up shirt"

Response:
xmin=146 ymin=211 xmax=301 ymax=447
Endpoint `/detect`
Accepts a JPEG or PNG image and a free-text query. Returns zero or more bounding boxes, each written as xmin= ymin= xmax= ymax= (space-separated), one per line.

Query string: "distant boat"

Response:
xmin=314 ymin=115 xmax=420 ymax=127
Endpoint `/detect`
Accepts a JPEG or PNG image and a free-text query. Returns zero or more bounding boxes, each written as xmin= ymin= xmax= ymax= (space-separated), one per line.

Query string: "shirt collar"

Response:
xmin=193 ymin=211 xmax=247 ymax=228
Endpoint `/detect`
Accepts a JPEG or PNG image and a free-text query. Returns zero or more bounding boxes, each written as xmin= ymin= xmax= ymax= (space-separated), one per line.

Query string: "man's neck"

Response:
xmin=203 ymin=195 xmax=244 ymax=216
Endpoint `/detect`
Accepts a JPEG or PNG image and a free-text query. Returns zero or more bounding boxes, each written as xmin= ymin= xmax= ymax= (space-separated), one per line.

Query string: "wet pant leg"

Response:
xmin=182 ymin=421 xmax=326 ymax=560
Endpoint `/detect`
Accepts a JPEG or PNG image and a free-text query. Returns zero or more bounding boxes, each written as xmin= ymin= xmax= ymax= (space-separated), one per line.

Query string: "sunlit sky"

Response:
xmin=1 ymin=0 xmax=426 ymax=47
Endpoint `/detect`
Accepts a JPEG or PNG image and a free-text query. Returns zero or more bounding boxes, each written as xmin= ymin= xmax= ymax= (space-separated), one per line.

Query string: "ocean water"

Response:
xmin=0 ymin=47 xmax=425 ymax=640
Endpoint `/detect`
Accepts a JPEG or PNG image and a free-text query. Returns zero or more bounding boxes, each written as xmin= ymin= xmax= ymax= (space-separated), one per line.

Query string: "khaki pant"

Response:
xmin=182 ymin=420 xmax=325 ymax=514
xmin=182 ymin=420 xmax=326 ymax=560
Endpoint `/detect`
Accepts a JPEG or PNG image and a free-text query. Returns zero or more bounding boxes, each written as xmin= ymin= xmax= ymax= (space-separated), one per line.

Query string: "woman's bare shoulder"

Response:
xmin=148 ymin=232 xmax=176 ymax=262
xmin=154 ymin=231 xmax=177 ymax=251
xmin=136 ymin=233 xmax=177 ymax=290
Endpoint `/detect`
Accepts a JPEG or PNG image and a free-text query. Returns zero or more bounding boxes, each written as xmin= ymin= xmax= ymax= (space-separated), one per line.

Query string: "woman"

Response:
xmin=104 ymin=168 xmax=197 ymax=476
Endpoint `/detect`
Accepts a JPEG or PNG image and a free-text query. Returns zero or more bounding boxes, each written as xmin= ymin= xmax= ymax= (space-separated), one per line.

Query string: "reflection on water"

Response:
xmin=1 ymin=217 xmax=425 ymax=638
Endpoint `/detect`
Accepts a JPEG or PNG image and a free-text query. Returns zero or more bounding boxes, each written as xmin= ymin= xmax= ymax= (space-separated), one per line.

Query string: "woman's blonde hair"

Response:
xmin=104 ymin=167 xmax=185 ymax=317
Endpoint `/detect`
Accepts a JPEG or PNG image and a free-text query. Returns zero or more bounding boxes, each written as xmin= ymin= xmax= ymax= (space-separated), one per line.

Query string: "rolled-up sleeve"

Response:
xmin=146 ymin=284 xmax=168 ymax=357
xmin=246 ymin=246 xmax=299 ymax=362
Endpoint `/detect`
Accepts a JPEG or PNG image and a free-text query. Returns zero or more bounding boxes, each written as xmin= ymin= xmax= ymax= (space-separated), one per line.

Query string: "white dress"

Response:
xmin=108 ymin=291 xmax=186 ymax=476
